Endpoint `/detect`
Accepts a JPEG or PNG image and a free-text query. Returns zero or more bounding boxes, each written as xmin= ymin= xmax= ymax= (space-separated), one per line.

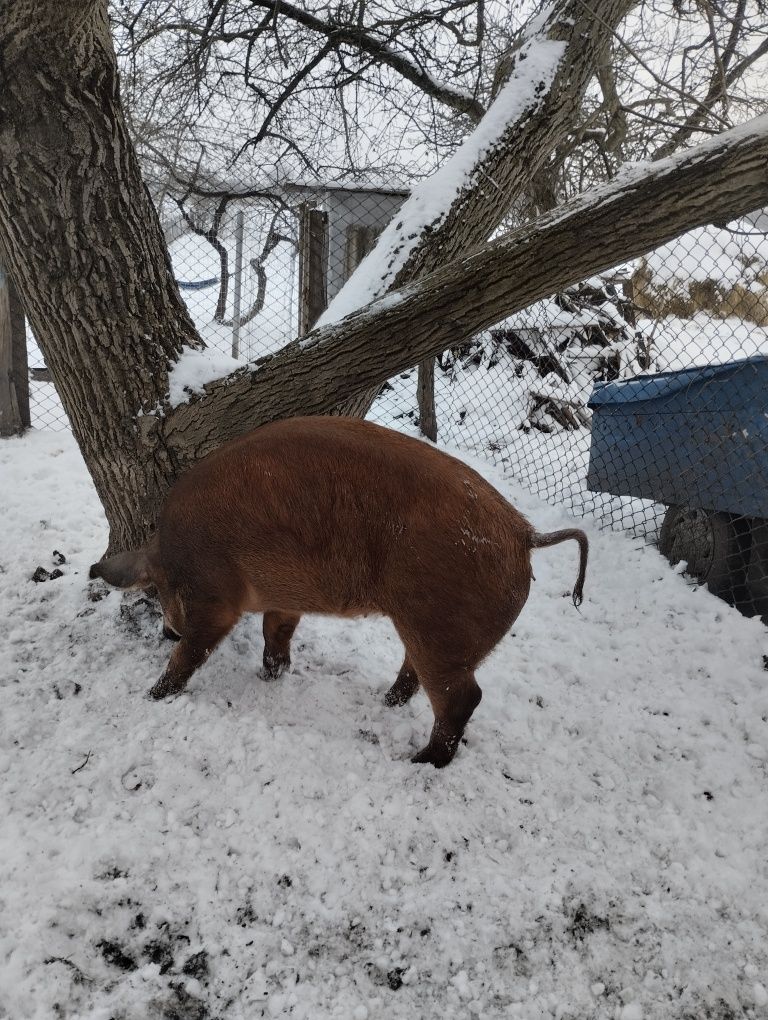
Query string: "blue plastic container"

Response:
xmin=586 ymin=356 xmax=768 ymax=518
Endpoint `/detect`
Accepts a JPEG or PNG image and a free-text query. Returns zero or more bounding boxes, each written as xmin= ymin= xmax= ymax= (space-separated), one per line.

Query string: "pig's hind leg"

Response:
xmin=411 ymin=664 xmax=482 ymax=768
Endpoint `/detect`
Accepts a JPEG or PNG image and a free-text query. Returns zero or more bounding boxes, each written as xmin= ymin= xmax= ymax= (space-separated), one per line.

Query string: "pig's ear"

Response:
xmin=89 ymin=546 xmax=154 ymax=590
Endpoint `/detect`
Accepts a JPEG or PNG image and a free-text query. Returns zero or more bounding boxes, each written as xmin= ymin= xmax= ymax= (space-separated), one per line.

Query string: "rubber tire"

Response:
xmin=658 ymin=506 xmax=749 ymax=597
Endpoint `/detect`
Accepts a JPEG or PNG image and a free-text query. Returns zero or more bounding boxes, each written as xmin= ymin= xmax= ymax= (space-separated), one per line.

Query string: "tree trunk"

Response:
xmin=0 ymin=266 xmax=20 ymax=436
xmin=9 ymin=273 xmax=29 ymax=429
xmin=0 ymin=0 xmax=202 ymax=550
xmin=0 ymin=0 xmax=766 ymax=557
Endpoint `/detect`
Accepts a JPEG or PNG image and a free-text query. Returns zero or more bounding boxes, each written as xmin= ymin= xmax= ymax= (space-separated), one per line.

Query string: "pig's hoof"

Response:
xmin=148 ymin=677 xmax=182 ymax=700
xmin=411 ymin=742 xmax=456 ymax=769
xmin=384 ymin=683 xmax=416 ymax=707
xmin=261 ymin=656 xmax=288 ymax=682
xmin=384 ymin=672 xmax=419 ymax=708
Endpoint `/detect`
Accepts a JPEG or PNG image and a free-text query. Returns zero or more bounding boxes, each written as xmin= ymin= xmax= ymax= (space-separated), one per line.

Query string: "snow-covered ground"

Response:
xmin=2 ymin=428 xmax=768 ymax=1020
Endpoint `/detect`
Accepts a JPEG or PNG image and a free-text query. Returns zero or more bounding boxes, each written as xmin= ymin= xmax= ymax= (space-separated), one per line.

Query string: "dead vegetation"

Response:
xmin=631 ymin=241 xmax=768 ymax=327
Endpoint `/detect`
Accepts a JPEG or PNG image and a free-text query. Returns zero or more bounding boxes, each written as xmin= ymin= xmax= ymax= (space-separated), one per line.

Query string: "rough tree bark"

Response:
xmin=0 ymin=265 xmax=20 ymax=437
xmin=8 ymin=274 xmax=28 ymax=430
xmin=0 ymin=0 xmax=202 ymax=549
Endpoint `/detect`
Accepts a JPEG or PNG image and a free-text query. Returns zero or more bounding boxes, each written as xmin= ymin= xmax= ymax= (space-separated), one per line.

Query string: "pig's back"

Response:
xmin=160 ymin=417 xmax=532 ymax=615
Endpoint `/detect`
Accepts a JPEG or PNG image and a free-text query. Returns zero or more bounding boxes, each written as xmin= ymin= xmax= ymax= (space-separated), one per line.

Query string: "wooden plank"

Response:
xmin=298 ymin=205 xmax=328 ymax=335
xmin=9 ymin=273 xmax=29 ymax=427
xmin=344 ymin=224 xmax=378 ymax=282
xmin=0 ymin=262 xmax=22 ymax=436
xmin=417 ymin=359 xmax=437 ymax=441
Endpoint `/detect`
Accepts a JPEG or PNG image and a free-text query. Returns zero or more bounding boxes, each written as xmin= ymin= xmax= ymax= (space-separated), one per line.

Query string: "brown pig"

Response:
xmin=90 ymin=416 xmax=587 ymax=768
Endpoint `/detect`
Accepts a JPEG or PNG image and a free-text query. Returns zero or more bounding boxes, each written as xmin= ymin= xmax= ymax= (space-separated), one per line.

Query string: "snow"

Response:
xmin=643 ymin=224 xmax=768 ymax=289
xmin=3 ymin=427 xmax=768 ymax=1019
xmin=651 ymin=313 xmax=768 ymax=370
xmin=167 ymin=347 xmax=243 ymax=407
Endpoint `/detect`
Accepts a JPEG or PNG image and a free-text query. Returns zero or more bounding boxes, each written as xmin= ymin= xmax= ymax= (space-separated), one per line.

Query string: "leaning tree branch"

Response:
xmin=321 ymin=0 xmax=637 ymax=328
xmin=163 ymin=113 xmax=768 ymax=462
xmin=323 ymin=0 xmax=637 ymax=419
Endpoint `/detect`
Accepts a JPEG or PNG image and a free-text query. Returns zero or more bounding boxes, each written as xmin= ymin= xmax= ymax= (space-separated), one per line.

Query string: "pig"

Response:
xmin=90 ymin=416 xmax=587 ymax=767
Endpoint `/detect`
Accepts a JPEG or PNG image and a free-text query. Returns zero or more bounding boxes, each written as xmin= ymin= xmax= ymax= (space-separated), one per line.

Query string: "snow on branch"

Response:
xmin=317 ymin=0 xmax=636 ymax=328
xmin=317 ymin=15 xmax=565 ymax=327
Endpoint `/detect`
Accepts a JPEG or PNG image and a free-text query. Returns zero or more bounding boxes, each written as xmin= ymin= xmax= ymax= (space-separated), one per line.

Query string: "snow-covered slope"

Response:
xmin=1 ymin=430 xmax=767 ymax=1020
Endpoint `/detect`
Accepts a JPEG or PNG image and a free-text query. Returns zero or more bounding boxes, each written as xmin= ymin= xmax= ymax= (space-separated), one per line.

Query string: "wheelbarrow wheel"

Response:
xmin=659 ymin=506 xmax=749 ymax=598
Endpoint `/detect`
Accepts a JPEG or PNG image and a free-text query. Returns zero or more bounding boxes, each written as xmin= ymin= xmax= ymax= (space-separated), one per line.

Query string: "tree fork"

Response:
xmin=1 ymin=0 xmax=766 ymax=556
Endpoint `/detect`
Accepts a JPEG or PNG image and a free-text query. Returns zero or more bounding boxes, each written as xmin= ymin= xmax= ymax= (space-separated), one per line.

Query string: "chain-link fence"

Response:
xmin=22 ymin=190 xmax=768 ymax=621
xmin=367 ymin=213 xmax=768 ymax=623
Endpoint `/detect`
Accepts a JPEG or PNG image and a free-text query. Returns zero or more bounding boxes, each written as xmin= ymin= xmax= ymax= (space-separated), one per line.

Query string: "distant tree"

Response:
xmin=532 ymin=0 xmax=768 ymax=211
xmin=112 ymin=0 xmax=488 ymax=192
xmin=114 ymin=1 xmax=768 ymax=215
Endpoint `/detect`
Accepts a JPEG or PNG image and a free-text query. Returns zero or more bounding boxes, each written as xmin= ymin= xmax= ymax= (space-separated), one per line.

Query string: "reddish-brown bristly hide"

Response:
xmin=91 ymin=417 xmax=588 ymax=768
